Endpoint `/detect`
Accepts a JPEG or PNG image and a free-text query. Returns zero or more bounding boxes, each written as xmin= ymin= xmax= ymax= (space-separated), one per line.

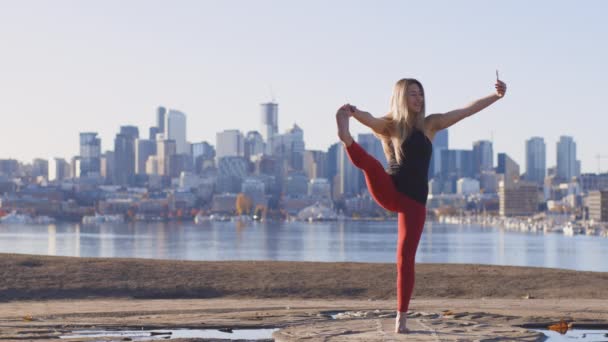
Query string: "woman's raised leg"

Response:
xmin=336 ymin=109 xmax=399 ymax=212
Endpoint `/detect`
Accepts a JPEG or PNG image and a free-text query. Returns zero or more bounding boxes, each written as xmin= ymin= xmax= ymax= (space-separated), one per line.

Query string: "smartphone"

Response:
xmin=496 ymin=70 xmax=500 ymax=81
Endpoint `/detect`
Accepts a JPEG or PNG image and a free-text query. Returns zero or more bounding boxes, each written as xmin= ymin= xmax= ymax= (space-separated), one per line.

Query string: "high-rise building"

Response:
xmin=100 ymin=151 xmax=114 ymax=181
xmin=165 ymin=109 xmax=188 ymax=155
xmin=0 ymin=159 xmax=19 ymax=177
xmin=79 ymin=132 xmax=101 ymax=177
xmin=579 ymin=173 xmax=608 ymax=193
xmin=440 ymin=149 xmax=473 ymax=192
xmin=557 ymin=136 xmax=579 ymax=181
xmin=156 ymin=139 xmax=176 ymax=176
xmin=48 ymin=158 xmax=69 ymax=182
xmin=334 ymin=143 xmax=360 ymax=198
xmin=272 ymin=124 xmax=305 ymax=171
xmin=216 ymin=129 xmax=244 ymax=161
xmin=149 ymin=127 xmax=160 ymax=141
xmin=327 ymin=142 xmax=340 ymax=197
xmin=497 ymin=153 xmax=520 ymax=188
xmin=303 ymin=150 xmax=328 ymax=180
xmin=135 ymin=139 xmax=156 ymax=175
xmin=260 ymin=102 xmax=278 ymax=154
xmin=191 ymin=141 xmax=215 ymax=173
xmin=586 ymin=190 xmax=608 ymax=222
xmin=113 ymin=126 xmax=139 ymax=185
xmin=499 ymin=180 xmax=538 ymax=217
xmin=244 ymin=131 xmax=265 ymax=161
xmin=429 ymin=129 xmax=448 ymax=178
xmin=157 ymin=106 xmax=166 ymax=133
xmin=525 ymin=137 xmax=546 ymax=185
xmin=472 ymin=140 xmax=493 ymax=177
xmin=31 ymin=158 xmax=49 ymax=179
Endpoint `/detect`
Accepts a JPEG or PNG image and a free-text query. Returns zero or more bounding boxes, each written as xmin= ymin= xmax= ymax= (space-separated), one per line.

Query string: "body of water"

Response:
xmin=0 ymin=220 xmax=606 ymax=272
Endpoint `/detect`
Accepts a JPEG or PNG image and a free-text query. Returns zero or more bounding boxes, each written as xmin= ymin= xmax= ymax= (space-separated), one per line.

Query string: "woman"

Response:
xmin=335 ymin=76 xmax=507 ymax=333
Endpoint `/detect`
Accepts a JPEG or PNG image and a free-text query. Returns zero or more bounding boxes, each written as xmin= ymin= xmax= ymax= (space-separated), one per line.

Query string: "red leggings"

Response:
xmin=345 ymin=141 xmax=426 ymax=313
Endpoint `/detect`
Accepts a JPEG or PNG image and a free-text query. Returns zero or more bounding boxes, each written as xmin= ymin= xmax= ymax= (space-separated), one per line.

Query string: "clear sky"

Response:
xmin=0 ymin=1 xmax=606 ymax=173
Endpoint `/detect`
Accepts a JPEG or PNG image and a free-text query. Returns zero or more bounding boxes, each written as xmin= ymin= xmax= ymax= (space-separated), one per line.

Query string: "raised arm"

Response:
xmin=427 ymin=79 xmax=507 ymax=132
xmin=346 ymin=106 xmax=390 ymax=136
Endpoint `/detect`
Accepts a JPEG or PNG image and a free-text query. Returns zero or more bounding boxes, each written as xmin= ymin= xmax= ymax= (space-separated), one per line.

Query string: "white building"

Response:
xmin=165 ymin=109 xmax=188 ymax=155
xmin=457 ymin=177 xmax=480 ymax=195
xmin=216 ymin=129 xmax=245 ymax=161
xmin=260 ymin=102 xmax=278 ymax=155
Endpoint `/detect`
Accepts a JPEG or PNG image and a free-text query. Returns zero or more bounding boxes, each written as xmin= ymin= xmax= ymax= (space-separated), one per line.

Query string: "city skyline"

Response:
xmin=0 ymin=1 xmax=607 ymax=172
xmin=0 ymin=102 xmax=596 ymax=178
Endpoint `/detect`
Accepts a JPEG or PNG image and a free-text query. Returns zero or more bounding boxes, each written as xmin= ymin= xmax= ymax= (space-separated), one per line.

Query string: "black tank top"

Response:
xmin=386 ymin=127 xmax=433 ymax=204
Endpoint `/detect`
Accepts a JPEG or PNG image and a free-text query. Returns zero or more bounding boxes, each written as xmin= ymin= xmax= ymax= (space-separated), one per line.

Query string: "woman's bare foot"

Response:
xmin=336 ymin=108 xmax=354 ymax=146
xmin=395 ymin=312 xmax=409 ymax=334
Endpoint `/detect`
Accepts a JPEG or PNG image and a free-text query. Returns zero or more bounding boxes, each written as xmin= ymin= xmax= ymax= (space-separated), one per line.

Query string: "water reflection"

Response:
xmin=0 ymin=221 xmax=607 ymax=272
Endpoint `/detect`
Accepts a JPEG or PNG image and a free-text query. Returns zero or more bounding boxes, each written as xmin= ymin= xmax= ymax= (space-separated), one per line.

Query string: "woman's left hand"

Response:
xmin=495 ymin=80 xmax=507 ymax=98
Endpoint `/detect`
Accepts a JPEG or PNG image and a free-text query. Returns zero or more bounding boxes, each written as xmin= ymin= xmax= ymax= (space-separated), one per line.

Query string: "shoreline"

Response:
xmin=2 ymin=253 xmax=608 ymax=301
xmin=2 ymin=254 xmax=608 ymax=340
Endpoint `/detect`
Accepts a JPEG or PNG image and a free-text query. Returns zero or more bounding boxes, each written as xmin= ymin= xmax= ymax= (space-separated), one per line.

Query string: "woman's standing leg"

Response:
xmin=395 ymin=198 xmax=427 ymax=333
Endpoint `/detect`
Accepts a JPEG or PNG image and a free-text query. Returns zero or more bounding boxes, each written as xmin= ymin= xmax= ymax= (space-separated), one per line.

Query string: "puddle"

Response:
xmin=534 ymin=329 xmax=608 ymax=341
xmin=60 ymin=328 xmax=278 ymax=341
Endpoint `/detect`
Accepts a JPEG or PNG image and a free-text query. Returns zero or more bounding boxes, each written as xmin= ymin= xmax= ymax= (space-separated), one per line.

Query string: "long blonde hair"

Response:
xmin=377 ymin=78 xmax=426 ymax=165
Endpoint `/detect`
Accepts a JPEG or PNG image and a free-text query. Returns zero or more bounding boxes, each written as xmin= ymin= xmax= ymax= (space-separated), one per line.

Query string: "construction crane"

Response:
xmin=596 ymin=154 xmax=608 ymax=174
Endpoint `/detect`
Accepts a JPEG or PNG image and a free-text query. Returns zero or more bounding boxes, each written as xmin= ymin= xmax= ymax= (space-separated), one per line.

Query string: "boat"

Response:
xmin=297 ymin=203 xmax=338 ymax=222
xmin=563 ymin=222 xmax=583 ymax=236
xmin=0 ymin=211 xmax=33 ymax=224
xmin=82 ymin=213 xmax=125 ymax=225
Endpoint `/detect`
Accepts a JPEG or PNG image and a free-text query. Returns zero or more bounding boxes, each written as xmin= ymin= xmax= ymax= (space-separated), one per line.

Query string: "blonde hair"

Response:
xmin=376 ymin=78 xmax=426 ymax=165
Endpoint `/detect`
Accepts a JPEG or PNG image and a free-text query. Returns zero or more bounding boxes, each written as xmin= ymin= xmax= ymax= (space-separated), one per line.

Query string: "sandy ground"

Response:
xmin=1 ymin=253 xmax=608 ymax=341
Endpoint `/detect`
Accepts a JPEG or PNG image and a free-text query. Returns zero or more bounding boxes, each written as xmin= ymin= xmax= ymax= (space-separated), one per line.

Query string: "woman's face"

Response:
xmin=406 ymin=83 xmax=424 ymax=114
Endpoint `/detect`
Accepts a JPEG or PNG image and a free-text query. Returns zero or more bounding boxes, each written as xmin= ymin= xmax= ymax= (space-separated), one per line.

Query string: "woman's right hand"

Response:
xmin=342 ymin=104 xmax=359 ymax=116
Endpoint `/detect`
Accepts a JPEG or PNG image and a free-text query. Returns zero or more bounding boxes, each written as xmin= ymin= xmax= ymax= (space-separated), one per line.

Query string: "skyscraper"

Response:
xmin=497 ymin=152 xmax=520 ymax=188
xmin=525 ymin=137 xmax=546 ymax=185
xmin=303 ymin=150 xmax=328 ymax=180
xmin=157 ymin=106 xmax=166 ymax=133
xmin=216 ymin=129 xmax=245 ymax=161
xmin=165 ymin=109 xmax=187 ymax=155
xmin=113 ymin=126 xmax=139 ymax=185
xmin=156 ymin=139 xmax=176 ymax=176
xmin=334 ymin=144 xmax=360 ymax=198
xmin=440 ymin=149 xmax=473 ymax=193
xmin=191 ymin=141 xmax=215 ymax=173
xmin=429 ymin=129 xmax=448 ymax=178
xmin=272 ymin=124 xmax=305 ymax=171
xmin=472 ymin=140 xmax=493 ymax=176
xmin=557 ymin=136 xmax=579 ymax=181
xmin=244 ymin=131 xmax=265 ymax=161
xmin=260 ymin=102 xmax=278 ymax=154
xmin=48 ymin=158 xmax=69 ymax=182
xmin=79 ymin=132 xmax=101 ymax=177
xmin=135 ymin=138 xmax=156 ymax=175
